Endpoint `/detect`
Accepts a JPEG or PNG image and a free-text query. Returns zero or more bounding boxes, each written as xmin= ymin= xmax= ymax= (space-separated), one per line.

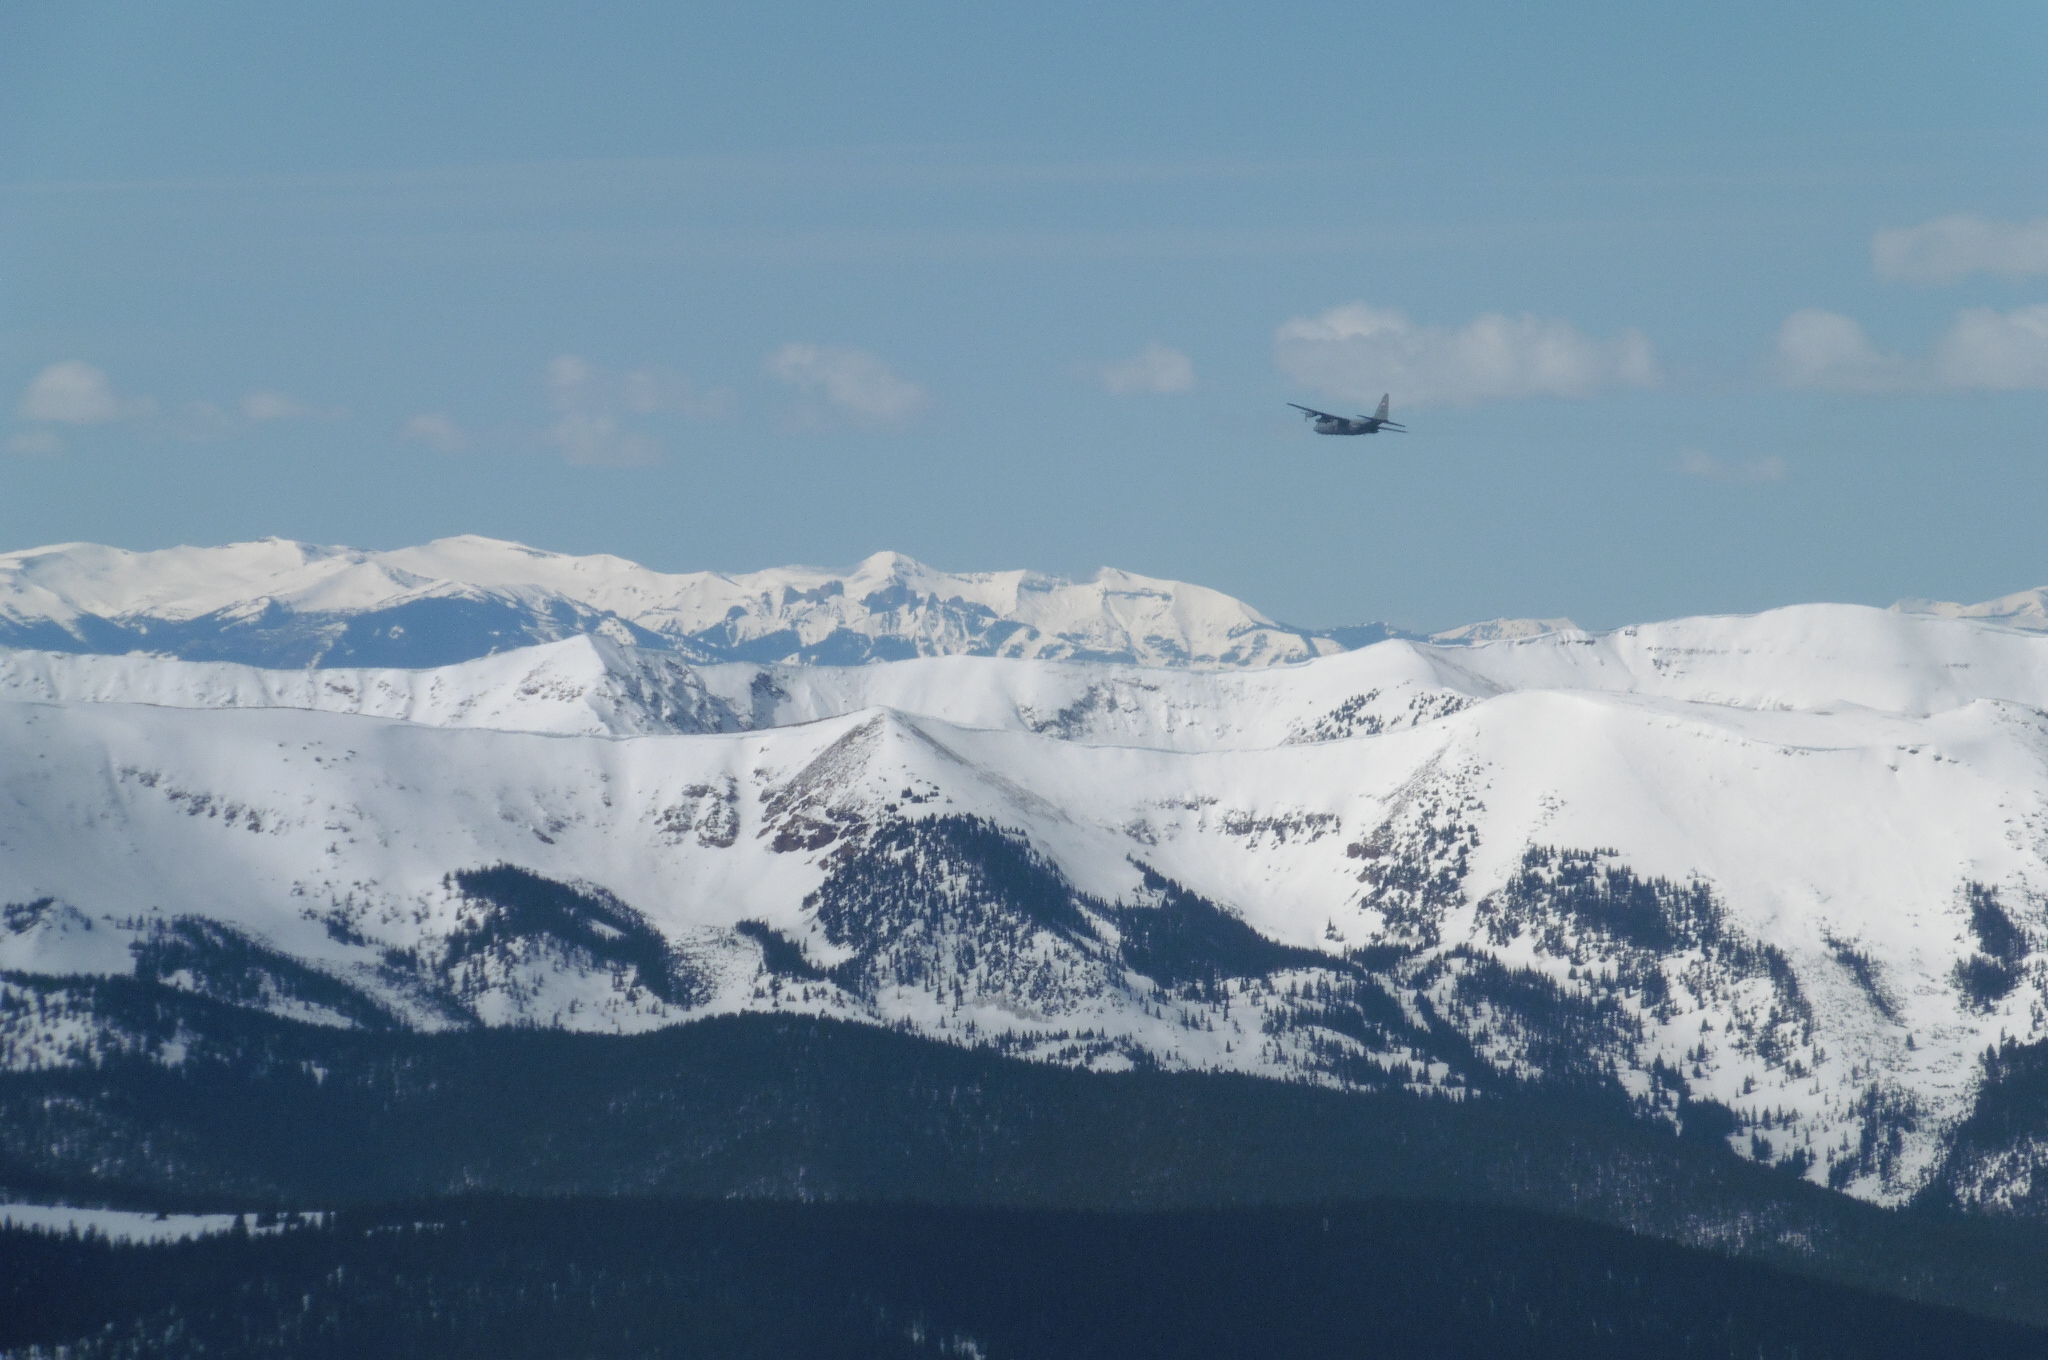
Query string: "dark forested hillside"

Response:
xmin=7 ymin=981 xmax=2048 ymax=1327
xmin=5 ymin=1198 xmax=2045 ymax=1360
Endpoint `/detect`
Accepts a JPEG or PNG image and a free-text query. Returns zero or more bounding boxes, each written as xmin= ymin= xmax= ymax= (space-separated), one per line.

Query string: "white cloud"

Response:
xmin=545 ymin=357 xmax=657 ymax=467
xmin=5 ymin=429 xmax=63 ymax=457
xmin=1933 ymin=304 xmax=2048 ymax=390
xmin=1774 ymin=309 xmax=1912 ymax=392
xmin=1777 ymin=304 xmax=2048 ymax=393
xmin=16 ymin=361 xmax=154 ymax=424
xmin=1097 ymin=343 xmax=1194 ymax=395
xmin=765 ymin=343 xmax=928 ymax=425
xmin=1674 ymin=450 xmax=1786 ymax=483
xmin=398 ymin=412 xmax=471 ymax=453
xmin=1273 ymin=304 xmax=1657 ymax=407
xmin=619 ymin=368 xmax=732 ymax=417
xmin=547 ymin=354 xmax=731 ymax=421
xmin=1873 ymin=214 xmax=2048 ymax=284
xmin=547 ymin=411 xmax=660 ymax=467
xmin=11 ymin=364 xmax=343 ymax=442
xmin=540 ymin=355 xmax=729 ymax=466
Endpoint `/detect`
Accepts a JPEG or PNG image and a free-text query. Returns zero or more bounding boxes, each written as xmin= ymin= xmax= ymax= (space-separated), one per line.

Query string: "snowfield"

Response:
xmin=7 ymin=545 xmax=2048 ymax=1211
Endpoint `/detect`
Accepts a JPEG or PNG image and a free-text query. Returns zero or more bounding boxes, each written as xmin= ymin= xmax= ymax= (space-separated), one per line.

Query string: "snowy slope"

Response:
xmin=0 ymin=538 xmax=1367 ymax=669
xmin=13 ymin=578 xmax=2048 ymax=1208
xmin=0 ymin=636 xmax=737 ymax=738
xmin=0 ymin=633 xmax=1463 ymax=747
xmin=7 ymin=599 xmax=2048 ymax=745
xmin=0 ymin=655 xmax=2043 ymax=1203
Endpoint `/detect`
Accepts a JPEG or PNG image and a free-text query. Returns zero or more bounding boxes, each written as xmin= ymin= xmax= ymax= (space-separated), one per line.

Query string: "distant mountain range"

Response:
xmin=0 ymin=537 xmax=1433 ymax=669
xmin=12 ymin=535 xmax=2026 ymax=674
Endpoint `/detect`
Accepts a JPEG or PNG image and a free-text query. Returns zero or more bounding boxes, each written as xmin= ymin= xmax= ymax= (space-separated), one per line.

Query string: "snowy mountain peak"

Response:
xmin=0 ymin=537 xmax=1361 ymax=670
xmin=1427 ymin=616 xmax=1582 ymax=645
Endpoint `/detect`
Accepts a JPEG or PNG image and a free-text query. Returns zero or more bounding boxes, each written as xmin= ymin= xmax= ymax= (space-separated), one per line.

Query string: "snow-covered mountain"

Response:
xmin=14 ymin=552 xmax=2048 ymax=1214
xmin=1897 ymin=586 xmax=2048 ymax=633
xmin=0 ymin=537 xmax=1399 ymax=669
xmin=11 ymin=597 xmax=2048 ymax=745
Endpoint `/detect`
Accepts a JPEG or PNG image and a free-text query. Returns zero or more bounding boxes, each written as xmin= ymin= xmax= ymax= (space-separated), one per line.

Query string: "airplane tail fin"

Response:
xmin=1374 ymin=394 xmax=1391 ymax=421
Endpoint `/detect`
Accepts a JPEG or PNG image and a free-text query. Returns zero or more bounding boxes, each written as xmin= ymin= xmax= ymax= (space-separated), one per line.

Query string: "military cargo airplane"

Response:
xmin=1288 ymin=395 xmax=1406 ymax=436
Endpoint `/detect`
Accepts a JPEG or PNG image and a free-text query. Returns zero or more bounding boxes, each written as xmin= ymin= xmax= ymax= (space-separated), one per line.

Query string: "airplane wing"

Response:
xmin=1287 ymin=403 xmax=1340 ymax=420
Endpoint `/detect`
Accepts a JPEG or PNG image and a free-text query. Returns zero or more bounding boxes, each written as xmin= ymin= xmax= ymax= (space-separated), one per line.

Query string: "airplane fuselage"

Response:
xmin=1290 ymin=399 xmax=1404 ymax=437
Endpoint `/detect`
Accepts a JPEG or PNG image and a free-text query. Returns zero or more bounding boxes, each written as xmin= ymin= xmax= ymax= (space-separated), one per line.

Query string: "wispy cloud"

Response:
xmin=164 ymin=394 xmax=343 ymax=442
xmin=1096 ymin=343 xmax=1194 ymax=395
xmin=546 ymin=354 xmax=732 ymax=421
xmin=545 ymin=357 xmax=655 ymax=467
xmin=16 ymin=361 xmax=155 ymax=424
xmin=1873 ymin=215 xmax=2048 ymax=284
xmin=398 ymin=412 xmax=471 ymax=453
xmin=12 ymin=361 xmax=348 ymax=450
xmin=541 ymin=355 xmax=732 ymax=466
xmin=549 ymin=413 xmax=657 ymax=466
xmin=240 ymin=390 xmax=345 ymax=423
xmin=766 ymin=343 xmax=928 ymax=426
xmin=1776 ymin=305 xmax=2048 ymax=392
xmin=1274 ymin=304 xmax=1657 ymax=407
xmin=1674 ymin=450 xmax=1786 ymax=483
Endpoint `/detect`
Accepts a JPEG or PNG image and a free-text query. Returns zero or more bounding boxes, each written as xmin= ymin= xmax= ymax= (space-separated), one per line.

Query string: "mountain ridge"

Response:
xmin=0 ymin=536 xmax=1398 ymax=670
xmin=6 ymin=536 xmax=2042 ymax=676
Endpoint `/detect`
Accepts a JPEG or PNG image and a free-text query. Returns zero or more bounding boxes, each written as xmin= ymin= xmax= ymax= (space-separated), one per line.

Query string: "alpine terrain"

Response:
xmin=13 ymin=537 xmax=2048 ymax=1332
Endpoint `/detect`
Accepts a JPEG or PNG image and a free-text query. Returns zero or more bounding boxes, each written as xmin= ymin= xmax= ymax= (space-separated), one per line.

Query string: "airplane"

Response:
xmin=1288 ymin=395 xmax=1406 ymax=436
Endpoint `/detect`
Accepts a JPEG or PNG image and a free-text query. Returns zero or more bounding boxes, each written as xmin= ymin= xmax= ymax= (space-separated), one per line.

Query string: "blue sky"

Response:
xmin=3 ymin=1 xmax=2046 ymax=631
